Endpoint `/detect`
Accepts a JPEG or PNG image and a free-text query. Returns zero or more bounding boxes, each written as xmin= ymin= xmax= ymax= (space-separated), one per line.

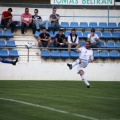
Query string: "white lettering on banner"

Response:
xmin=51 ymin=0 xmax=114 ymax=5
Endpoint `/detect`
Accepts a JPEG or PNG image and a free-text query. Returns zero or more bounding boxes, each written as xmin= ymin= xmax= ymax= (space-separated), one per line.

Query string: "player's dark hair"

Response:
xmin=34 ymin=9 xmax=38 ymax=13
xmin=71 ymin=28 xmax=76 ymax=31
xmin=86 ymin=40 xmax=91 ymax=45
xmin=59 ymin=29 xmax=63 ymax=32
xmin=91 ymin=28 xmax=95 ymax=32
xmin=53 ymin=7 xmax=56 ymax=10
xmin=8 ymin=8 xmax=12 ymax=12
xmin=42 ymin=27 xmax=46 ymax=30
xmin=25 ymin=8 xmax=29 ymax=11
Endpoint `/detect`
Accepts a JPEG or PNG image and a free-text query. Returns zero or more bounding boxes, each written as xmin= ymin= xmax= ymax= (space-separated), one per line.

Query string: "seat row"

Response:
xmin=41 ymin=50 xmax=120 ymax=59
xmin=0 ymin=30 xmax=13 ymax=38
xmin=0 ymin=50 xmax=19 ymax=58
xmin=61 ymin=22 xmax=120 ymax=30
xmin=0 ymin=21 xmax=119 ymax=30
xmin=0 ymin=40 xmax=16 ymax=47
xmin=34 ymin=31 xmax=120 ymax=40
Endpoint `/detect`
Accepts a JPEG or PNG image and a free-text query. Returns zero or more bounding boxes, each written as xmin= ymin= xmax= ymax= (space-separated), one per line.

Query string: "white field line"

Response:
xmin=0 ymin=97 xmax=98 ymax=120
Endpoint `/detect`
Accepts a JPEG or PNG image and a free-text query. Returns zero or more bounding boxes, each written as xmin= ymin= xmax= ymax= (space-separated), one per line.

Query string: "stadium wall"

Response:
xmin=0 ymin=62 xmax=120 ymax=81
xmin=0 ymin=7 xmax=120 ymax=24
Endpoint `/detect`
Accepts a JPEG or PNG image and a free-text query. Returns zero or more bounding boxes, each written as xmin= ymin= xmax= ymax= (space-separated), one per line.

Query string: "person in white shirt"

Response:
xmin=87 ymin=28 xmax=101 ymax=48
xmin=67 ymin=41 xmax=94 ymax=88
xmin=67 ymin=29 xmax=80 ymax=52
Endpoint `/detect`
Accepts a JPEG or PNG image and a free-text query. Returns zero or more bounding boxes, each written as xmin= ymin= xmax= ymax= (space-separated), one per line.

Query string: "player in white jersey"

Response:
xmin=67 ymin=41 xmax=94 ymax=88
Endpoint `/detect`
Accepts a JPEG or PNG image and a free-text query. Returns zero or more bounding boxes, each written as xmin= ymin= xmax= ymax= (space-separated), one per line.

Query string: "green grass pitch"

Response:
xmin=0 ymin=81 xmax=120 ymax=120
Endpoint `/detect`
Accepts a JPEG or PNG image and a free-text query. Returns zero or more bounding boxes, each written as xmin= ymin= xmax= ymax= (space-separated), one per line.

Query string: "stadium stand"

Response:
xmin=6 ymin=40 xmax=16 ymax=47
xmin=9 ymin=50 xmax=19 ymax=58
xmin=0 ymin=50 xmax=9 ymax=57
xmin=0 ymin=40 xmax=6 ymax=47
xmin=89 ymin=22 xmax=98 ymax=29
xmin=60 ymin=50 xmax=70 ymax=59
xmin=70 ymin=22 xmax=79 ymax=29
xmin=99 ymin=50 xmax=110 ymax=59
xmin=109 ymin=50 xmax=120 ymax=59
xmin=106 ymin=41 xmax=115 ymax=48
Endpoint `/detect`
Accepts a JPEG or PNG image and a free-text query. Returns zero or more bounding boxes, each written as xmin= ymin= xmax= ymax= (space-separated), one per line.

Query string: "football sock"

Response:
xmin=81 ymin=74 xmax=90 ymax=86
xmin=1 ymin=59 xmax=14 ymax=64
xmin=72 ymin=59 xmax=80 ymax=67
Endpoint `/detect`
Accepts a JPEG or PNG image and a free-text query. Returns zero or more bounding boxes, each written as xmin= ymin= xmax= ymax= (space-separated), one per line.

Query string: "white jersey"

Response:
xmin=78 ymin=47 xmax=93 ymax=62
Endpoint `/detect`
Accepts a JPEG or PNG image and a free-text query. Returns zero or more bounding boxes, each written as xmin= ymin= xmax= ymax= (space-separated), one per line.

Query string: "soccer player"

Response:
xmin=0 ymin=58 xmax=18 ymax=65
xmin=67 ymin=41 xmax=94 ymax=88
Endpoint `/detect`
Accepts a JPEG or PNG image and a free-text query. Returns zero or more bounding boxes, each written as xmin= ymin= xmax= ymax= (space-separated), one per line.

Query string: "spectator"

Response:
xmin=50 ymin=7 xmax=60 ymax=33
xmin=68 ymin=29 xmax=80 ymax=53
xmin=21 ymin=8 xmax=36 ymax=35
xmin=32 ymin=9 xmax=49 ymax=31
xmin=87 ymin=28 xmax=101 ymax=48
xmin=37 ymin=27 xmax=52 ymax=49
xmin=54 ymin=29 xmax=67 ymax=48
xmin=0 ymin=58 xmax=18 ymax=65
xmin=1 ymin=8 xmax=17 ymax=33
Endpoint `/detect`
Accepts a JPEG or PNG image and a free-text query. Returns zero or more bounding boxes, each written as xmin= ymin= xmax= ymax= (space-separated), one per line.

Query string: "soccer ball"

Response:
xmin=25 ymin=41 xmax=32 ymax=48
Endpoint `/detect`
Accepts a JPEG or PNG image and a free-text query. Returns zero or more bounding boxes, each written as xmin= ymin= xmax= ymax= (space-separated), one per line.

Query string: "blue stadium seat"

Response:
xmin=95 ymin=32 xmax=102 ymax=39
xmin=116 ymin=42 xmax=120 ymax=48
xmin=49 ymin=41 xmax=54 ymax=48
xmin=70 ymin=22 xmax=79 ymax=28
xmin=70 ymin=51 xmax=79 ymax=59
xmin=109 ymin=50 xmax=119 ymax=59
xmin=118 ymin=22 xmax=120 ymax=29
xmin=102 ymin=32 xmax=112 ymax=40
xmin=89 ymin=22 xmax=98 ymax=29
xmin=48 ymin=32 xmax=55 ymax=38
xmin=41 ymin=50 xmax=50 ymax=58
xmin=60 ymin=51 xmax=70 ymax=59
xmin=83 ymin=32 xmax=90 ymax=39
xmin=94 ymin=51 xmax=100 ymax=59
xmin=54 ymin=31 xmax=59 ymax=36
xmin=0 ymin=30 xmax=3 ymax=38
xmin=111 ymin=32 xmax=120 ymax=40
xmin=80 ymin=22 xmax=89 ymax=29
xmin=9 ymin=50 xmax=19 ymax=58
xmin=0 ymin=40 xmax=6 ymax=47
xmin=100 ymin=41 xmax=106 ymax=48
xmin=34 ymin=31 xmax=41 ymax=38
xmin=6 ymin=40 xmax=16 ymax=47
xmin=61 ymin=22 xmax=69 ymax=29
xmin=108 ymin=22 xmax=117 ymax=30
xmin=64 ymin=31 xmax=71 ymax=38
xmin=3 ymin=30 xmax=13 ymax=38
xmin=0 ymin=50 xmax=9 ymax=57
xmin=79 ymin=41 xmax=85 ymax=46
xmin=76 ymin=32 xmax=83 ymax=39
xmin=99 ymin=22 xmax=108 ymax=29
xmin=99 ymin=50 xmax=110 ymax=59
xmin=106 ymin=41 xmax=115 ymax=48
xmin=51 ymin=50 xmax=60 ymax=59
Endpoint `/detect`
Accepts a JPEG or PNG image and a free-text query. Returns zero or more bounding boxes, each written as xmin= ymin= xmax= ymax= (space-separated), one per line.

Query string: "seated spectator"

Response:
xmin=21 ymin=8 xmax=36 ymax=35
xmin=54 ymin=29 xmax=67 ymax=48
xmin=37 ymin=27 xmax=52 ymax=49
xmin=0 ymin=58 xmax=18 ymax=65
xmin=1 ymin=8 xmax=17 ymax=33
xmin=87 ymin=28 xmax=101 ymax=48
xmin=68 ymin=29 xmax=80 ymax=53
xmin=50 ymin=7 xmax=60 ymax=33
xmin=32 ymin=9 xmax=49 ymax=31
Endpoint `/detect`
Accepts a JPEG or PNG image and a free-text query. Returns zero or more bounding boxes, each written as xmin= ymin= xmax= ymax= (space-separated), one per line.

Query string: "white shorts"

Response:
xmin=77 ymin=59 xmax=88 ymax=74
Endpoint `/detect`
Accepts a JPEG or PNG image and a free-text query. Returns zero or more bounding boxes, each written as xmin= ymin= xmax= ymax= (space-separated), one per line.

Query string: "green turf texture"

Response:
xmin=0 ymin=81 xmax=120 ymax=120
